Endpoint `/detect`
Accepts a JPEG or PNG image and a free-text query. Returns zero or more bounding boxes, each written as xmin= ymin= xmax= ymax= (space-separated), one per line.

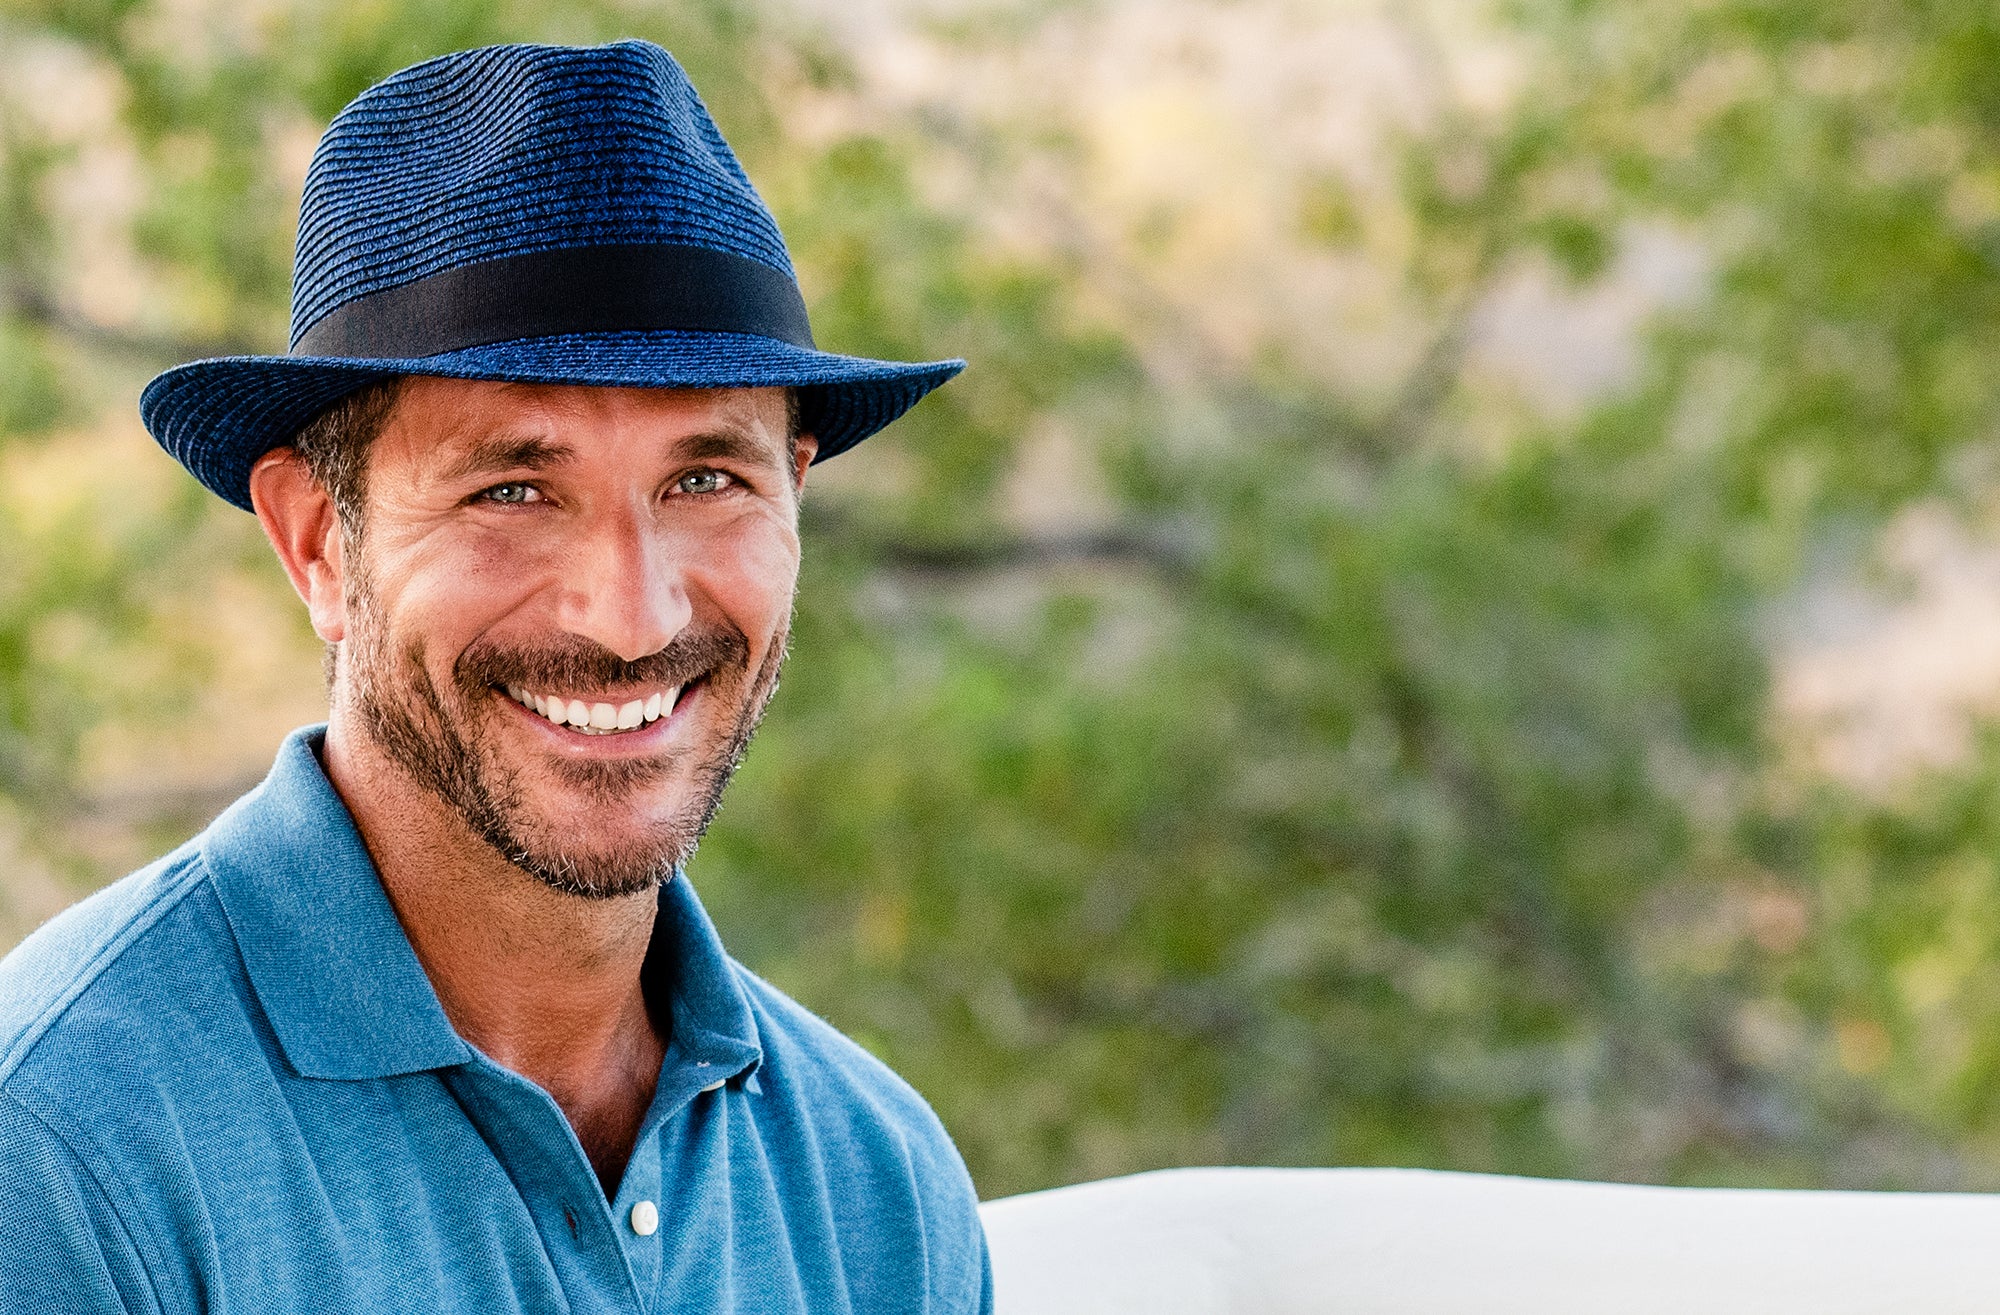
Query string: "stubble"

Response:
xmin=340 ymin=560 xmax=789 ymax=898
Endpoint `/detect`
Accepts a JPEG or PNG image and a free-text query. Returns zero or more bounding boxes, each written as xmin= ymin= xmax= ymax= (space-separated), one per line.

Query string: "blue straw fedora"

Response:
xmin=139 ymin=40 xmax=964 ymax=512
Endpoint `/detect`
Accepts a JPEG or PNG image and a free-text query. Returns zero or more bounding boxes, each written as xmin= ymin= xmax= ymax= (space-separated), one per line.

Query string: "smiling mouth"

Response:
xmin=501 ymin=682 xmax=695 ymax=735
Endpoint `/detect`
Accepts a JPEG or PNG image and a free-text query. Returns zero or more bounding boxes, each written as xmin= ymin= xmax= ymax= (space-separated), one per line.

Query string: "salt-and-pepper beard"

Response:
xmin=340 ymin=564 xmax=789 ymax=899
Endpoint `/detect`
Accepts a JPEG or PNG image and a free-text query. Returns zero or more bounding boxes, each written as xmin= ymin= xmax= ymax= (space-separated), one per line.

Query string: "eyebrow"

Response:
xmin=675 ymin=429 xmax=785 ymax=469
xmin=429 ymin=424 xmax=784 ymax=487
xmin=432 ymin=434 xmax=576 ymax=485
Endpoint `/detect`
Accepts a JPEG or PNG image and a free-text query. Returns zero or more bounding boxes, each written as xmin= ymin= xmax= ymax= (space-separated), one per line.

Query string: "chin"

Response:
xmin=475 ymin=751 xmax=730 ymax=896
xmin=487 ymin=814 xmax=696 ymax=899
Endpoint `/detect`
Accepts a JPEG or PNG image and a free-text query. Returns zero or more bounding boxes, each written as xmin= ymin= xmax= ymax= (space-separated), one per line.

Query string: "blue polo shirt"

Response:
xmin=0 ymin=727 xmax=991 ymax=1313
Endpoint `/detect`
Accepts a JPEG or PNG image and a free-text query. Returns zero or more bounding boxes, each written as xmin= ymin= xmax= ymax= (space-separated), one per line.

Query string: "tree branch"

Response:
xmin=1368 ymin=269 xmax=1491 ymax=452
xmin=803 ymin=504 xmax=1201 ymax=582
xmin=3 ymin=273 xmax=260 ymax=363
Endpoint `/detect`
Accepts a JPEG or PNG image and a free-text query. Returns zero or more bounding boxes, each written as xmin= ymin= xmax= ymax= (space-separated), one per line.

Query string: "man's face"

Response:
xmin=334 ymin=378 xmax=810 ymax=898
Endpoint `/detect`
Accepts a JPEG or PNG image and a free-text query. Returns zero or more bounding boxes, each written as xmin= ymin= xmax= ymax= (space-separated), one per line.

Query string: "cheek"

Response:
xmin=373 ymin=529 xmax=557 ymax=645
xmin=685 ymin=511 xmax=801 ymax=636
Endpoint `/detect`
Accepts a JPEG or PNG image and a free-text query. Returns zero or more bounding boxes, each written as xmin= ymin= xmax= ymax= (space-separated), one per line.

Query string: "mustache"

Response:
xmin=453 ymin=626 xmax=749 ymax=696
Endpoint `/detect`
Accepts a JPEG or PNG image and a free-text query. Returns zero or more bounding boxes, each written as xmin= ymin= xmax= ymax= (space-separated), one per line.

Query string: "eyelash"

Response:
xmin=674 ymin=469 xmax=737 ymax=496
xmin=474 ymin=469 xmax=739 ymax=505
xmin=479 ymin=482 xmax=540 ymax=505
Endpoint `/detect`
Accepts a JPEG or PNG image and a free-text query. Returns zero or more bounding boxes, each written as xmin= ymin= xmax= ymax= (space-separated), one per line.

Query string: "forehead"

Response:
xmin=372 ymin=378 xmax=793 ymax=478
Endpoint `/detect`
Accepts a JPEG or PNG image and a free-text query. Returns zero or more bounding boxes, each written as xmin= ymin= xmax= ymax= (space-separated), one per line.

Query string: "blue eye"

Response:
xmin=676 ymin=470 xmax=731 ymax=496
xmin=483 ymin=482 xmax=539 ymax=504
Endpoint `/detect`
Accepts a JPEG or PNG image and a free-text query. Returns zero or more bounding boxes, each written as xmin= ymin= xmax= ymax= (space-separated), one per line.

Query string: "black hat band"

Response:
xmin=291 ymin=242 xmax=816 ymax=359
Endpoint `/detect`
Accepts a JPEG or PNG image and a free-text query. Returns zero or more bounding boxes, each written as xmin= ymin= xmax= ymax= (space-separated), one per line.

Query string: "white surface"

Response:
xmin=978 ymin=1166 xmax=2000 ymax=1314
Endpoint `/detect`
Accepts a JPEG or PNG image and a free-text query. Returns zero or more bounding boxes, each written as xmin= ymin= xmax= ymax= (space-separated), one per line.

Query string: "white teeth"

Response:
xmin=504 ymin=687 xmax=559 ymax=723
xmin=512 ymin=687 xmax=680 ymax=732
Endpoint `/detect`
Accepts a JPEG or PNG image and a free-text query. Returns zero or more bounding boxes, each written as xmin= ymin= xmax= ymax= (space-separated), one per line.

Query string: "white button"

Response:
xmin=630 ymin=1200 xmax=659 ymax=1237
xmin=700 ymin=1079 xmax=726 ymax=1093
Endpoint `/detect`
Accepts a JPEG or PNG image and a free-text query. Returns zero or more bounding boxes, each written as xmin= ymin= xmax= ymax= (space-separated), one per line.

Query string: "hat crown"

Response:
xmin=291 ymin=41 xmax=792 ymax=350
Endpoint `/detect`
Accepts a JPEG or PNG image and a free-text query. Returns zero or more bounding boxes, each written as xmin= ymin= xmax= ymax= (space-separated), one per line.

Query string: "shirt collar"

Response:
xmin=203 ymin=725 xmax=763 ymax=1083
xmin=649 ymin=876 xmax=764 ymax=1086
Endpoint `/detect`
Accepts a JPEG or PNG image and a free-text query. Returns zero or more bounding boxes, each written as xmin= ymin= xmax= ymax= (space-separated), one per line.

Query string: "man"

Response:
xmin=0 ymin=40 xmax=989 ymax=1314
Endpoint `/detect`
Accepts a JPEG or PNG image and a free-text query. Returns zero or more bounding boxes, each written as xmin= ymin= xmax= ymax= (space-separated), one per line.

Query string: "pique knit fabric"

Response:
xmin=140 ymin=40 xmax=964 ymax=512
xmin=0 ymin=727 xmax=993 ymax=1314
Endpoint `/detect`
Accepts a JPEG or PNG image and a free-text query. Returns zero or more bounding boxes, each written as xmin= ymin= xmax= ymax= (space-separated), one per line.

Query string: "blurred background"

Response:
xmin=6 ymin=0 xmax=2000 ymax=1200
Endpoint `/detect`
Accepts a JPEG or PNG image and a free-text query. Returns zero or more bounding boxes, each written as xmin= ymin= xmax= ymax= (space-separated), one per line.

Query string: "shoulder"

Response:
xmin=731 ymin=960 xmax=954 ymax=1155
xmin=0 ymin=840 xmax=271 ymax=1176
xmin=0 ymin=842 xmax=223 ymax=1086
xmin=0 ymin=851 xmax=233 ymax=1314
xmin=729 ymin=961 xmax=992 ymax=1313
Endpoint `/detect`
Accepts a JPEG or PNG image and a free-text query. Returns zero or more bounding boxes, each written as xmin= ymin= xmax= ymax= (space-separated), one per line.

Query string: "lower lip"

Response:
xmin=495 ymin=683 xmax=701 ymax=752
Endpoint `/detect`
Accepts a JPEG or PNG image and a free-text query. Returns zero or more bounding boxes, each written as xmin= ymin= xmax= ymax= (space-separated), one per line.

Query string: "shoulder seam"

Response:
xmin=0 ymin=852 xmax=211 ymax=1083
xmin=0 ymin=1085 xmax=169 ymax=1314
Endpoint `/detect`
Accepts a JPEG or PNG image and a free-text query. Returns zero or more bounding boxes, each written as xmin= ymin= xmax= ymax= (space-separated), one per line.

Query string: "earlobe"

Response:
xmin=248 ymin=448 xmax=349 ymax=644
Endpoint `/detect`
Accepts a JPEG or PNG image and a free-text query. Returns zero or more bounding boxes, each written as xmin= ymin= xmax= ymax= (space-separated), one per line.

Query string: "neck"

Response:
xmin=320 ymin=706 xmax=666 ymax=1194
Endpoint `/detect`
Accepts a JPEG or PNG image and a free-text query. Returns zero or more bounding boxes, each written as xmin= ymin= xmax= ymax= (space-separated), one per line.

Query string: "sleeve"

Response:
xmin=0 ymin=1088 xmax=162 ymax=1314
xmin=974 ymin=1221 xmax=996 ymax=1315
xmin=906 ymin=1110 xmax=993 ymax=1315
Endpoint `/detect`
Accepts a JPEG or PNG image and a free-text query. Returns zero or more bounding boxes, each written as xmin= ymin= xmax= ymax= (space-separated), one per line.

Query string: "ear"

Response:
xmin=248 ymin=447 xmax=349 ymax=644
xmin=791 ymin=432 xmax=818 ymax=496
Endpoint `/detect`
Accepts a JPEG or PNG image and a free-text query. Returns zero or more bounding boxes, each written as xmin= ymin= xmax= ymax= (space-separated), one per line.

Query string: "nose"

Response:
xmin=555 ymin=505 xmax=692 ymax=663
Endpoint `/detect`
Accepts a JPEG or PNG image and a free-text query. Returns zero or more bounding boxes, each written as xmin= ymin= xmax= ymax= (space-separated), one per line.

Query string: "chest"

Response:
xmin=133 ymin=1066 xmax=934 ymax=1315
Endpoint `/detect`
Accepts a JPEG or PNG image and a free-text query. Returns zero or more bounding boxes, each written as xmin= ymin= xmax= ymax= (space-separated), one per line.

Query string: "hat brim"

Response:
xmin=140 ymin=329 xmax=965 ymax=512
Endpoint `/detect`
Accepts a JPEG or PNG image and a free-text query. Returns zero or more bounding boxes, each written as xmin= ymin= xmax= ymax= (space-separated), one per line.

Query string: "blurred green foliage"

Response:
xmin=8 ymin=0 xmax=2000 ymax=1200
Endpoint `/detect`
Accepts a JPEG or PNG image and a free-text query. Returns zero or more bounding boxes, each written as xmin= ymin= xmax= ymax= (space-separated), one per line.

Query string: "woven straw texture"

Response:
xmin=140 ymin=40 xmax=962 ymax=511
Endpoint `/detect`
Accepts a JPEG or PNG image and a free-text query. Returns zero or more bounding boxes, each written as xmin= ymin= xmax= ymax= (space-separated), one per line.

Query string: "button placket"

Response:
xmin=612 ymin=1098 xmax=667 ymax=1299
xmin=443 ymin=1063 xmax=647 ymax=1311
